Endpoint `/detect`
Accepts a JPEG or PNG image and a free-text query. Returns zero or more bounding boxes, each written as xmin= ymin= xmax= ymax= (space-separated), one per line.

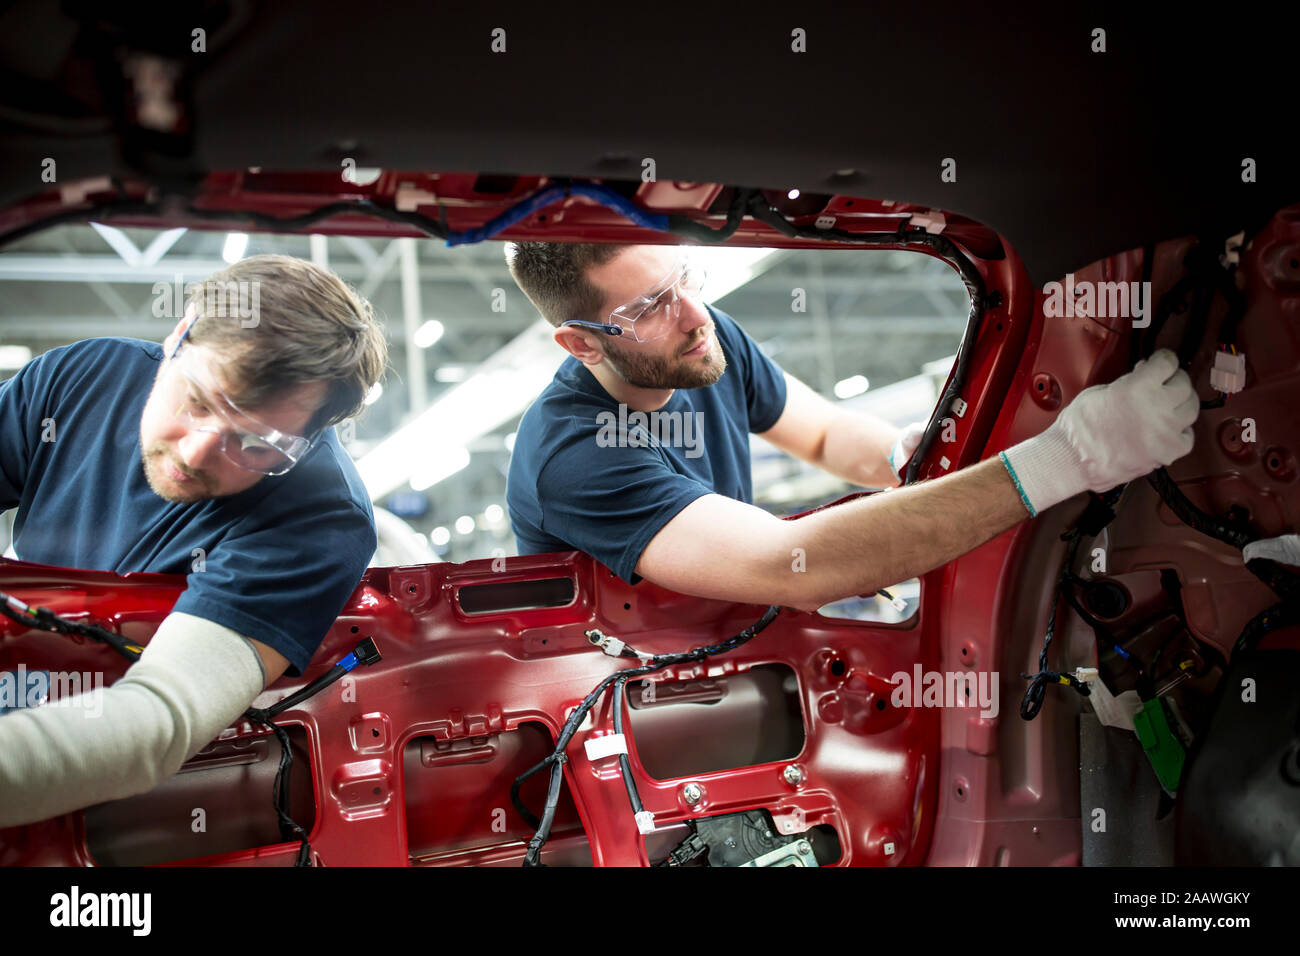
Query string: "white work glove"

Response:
xmin=1243 ymin=534 xmax=1300 ymax=566
xmin=888 ymin=421 xmax=926 ymax=481
xmin=999 ymin=348 xmax=1198 ymax=517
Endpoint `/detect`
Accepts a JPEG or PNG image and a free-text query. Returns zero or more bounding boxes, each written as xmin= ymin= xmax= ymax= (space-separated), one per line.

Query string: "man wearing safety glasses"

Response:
xmin=505 ymin=242 xmax=1217 ymax=613
xmin=506 ymin=242 xmax=925 ymax=593
xmin=0 ymin=253 xmax=386 ymax=827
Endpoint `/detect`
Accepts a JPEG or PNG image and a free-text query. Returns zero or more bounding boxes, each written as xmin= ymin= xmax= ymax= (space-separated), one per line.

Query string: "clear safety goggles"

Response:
xmin=166 ymin=342 xmax=313 ymax=476
xmin=563 ymin=254 xmax=707 ymax=343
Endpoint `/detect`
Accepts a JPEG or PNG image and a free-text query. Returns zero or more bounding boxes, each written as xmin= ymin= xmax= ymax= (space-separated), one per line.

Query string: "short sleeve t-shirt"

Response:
xmin=506 ymin=306 xmax=787 ymax=583
xmin=0 ymin=337 xmax=377 ymax=676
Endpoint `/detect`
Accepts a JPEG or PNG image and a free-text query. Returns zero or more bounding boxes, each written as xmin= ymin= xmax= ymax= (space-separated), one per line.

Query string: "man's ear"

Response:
xmin=162 ymin=304 xmax=197 ymax=357
xmin=554 ymin=326 xmax=606 ymax=366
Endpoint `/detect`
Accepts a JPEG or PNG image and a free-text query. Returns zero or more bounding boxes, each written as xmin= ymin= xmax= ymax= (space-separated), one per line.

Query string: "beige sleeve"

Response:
xmin=0 ymin=611 xmax=266 ymax=827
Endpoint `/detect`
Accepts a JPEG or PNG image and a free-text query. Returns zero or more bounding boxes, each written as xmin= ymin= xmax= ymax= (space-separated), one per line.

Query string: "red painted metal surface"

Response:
xmin=2 ymin=549 xmax=933 ymax=866
xmin=0 ymin=171 xmax=1007 ymax=253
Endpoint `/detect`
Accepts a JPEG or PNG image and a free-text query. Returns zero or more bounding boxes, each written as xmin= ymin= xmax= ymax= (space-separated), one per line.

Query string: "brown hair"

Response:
xmin=504 ymin=241 xmax=632 ymax=327
xmin=184 ymin=253 xmax=388 ymax=435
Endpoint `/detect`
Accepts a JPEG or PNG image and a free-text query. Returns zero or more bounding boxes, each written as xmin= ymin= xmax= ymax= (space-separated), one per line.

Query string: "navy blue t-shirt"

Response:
xmin=507 ymin=306 xmax=788 ymax=583
xmin=0 ymin=337 xmax=377 ymax=676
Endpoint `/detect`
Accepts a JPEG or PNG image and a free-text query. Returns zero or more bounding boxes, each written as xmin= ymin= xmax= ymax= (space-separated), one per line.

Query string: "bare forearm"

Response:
xmin=818 ymin=411 xmax=901 ymax=488
xmin=776 ymin=455 xmax=1030 ymax=608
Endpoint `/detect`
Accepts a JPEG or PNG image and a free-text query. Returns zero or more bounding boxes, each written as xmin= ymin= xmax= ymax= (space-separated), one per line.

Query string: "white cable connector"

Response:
xmin=1210 ymin=350 xmax=1246 ymax=394
xmin=585 ymin=629 xmax=626 ymax=658
xmin=634 ymin=810 xmax=656 ymax=834
xmin=1074 ymin=666 xmax=1142 ymax=732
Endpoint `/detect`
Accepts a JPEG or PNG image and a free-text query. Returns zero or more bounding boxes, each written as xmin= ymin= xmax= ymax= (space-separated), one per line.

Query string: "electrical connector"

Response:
xmin=1074 ymin=667 xmax=1142 ymax=732
xmin=585 ymin=628 xmax=625 ymax=657
xmin=634 ymin=810 xmax=656 ymax=834
xmin=876 ymin=588 xmax=908 ymax=612
xmin=1210 ymin=350 xmax=1246 ymax=394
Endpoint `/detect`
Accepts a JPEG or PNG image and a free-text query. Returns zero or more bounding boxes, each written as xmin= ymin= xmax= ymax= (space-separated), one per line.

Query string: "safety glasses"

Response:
xmin=563 ymin=254 xmax=707 ymax=343
xmin=165 ymin=341 xmax=313 ymax=477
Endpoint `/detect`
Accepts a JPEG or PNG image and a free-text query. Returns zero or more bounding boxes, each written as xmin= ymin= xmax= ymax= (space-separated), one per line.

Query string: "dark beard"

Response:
xmin=601 ymin=334 xmax=727 ymax=389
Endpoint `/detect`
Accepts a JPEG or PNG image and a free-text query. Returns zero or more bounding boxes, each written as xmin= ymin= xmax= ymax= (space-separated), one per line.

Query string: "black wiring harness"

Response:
xmin=1023 ymin=226 xmax=1300 ymax=719
xmin=510 ymin=604 xmax=781 ymax=867
xmin=0 ymin=589 xmax=380 ymax=866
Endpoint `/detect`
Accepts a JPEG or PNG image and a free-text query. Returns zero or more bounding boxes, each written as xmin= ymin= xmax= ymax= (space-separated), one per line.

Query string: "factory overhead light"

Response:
xmin=834 ymin=375 xmax=869 ymax=399
xmin=409 ymin=445 xmax=470 ymax=491
xmin=414 ymin=319 xmax=444 ymax=349
xmin=691 ymin=247 xmax=781 ymax=302
xmin=435 ymin=366 xmax=469 ymax=383
xmin=221 ymin=233 xmax=248 ymax=264
xmin=0 ymin=345 xmax=32 ymax=370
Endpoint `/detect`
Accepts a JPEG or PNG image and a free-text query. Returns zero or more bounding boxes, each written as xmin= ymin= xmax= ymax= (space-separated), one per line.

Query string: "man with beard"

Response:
xmin=0 ymin=254 xmax=386 ymax=826
xmin=503 ymin=242 xmax=1213 ymax=611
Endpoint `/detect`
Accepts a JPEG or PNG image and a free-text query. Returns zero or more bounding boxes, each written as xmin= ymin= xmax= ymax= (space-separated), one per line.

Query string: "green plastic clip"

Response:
xmin=1133 ymin=697 xmax=1186 ymax=796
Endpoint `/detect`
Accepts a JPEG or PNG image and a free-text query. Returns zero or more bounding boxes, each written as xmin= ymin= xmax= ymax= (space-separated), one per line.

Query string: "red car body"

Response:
xmin=3 ymin=168 xmax=1295 ymax=866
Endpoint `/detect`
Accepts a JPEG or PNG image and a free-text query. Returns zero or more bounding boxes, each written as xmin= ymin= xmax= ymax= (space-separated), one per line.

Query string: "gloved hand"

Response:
xmin=1243 ymin=533 xmax=1300 ymax=567
xmin=999 ymin=348 xmax=1198 ymax=517
xmin=888 ymin=421 xmax=926 ymax=481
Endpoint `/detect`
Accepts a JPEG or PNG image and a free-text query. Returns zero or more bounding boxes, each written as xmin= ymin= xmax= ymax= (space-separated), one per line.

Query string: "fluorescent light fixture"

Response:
xmin=222 ymin=232 xmax=249 ymax=264
xmin=414 ymin=319 xmax=444 ymax=349
xmin=364 ymin=382 xmax=383 ymax=406
xmin=409 ymin=445 xmax=470 ymax=491
xmin=834 ymin=375 xmax=869 ymax=399
xmin=359 ymin=320 xmax=562 ymax=499
xmin=0 ymin=345 xmax=33 ymax=370
xmin=692 ymin=246 xmax=781 ymax=302
xmin=455 ymin=515 xmax=475 ymax=535
xmin=435 ymin=365 xmax=469 ymax=383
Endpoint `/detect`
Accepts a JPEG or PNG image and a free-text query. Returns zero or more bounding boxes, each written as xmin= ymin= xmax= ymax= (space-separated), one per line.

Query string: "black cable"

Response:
xmin=1020 ymin=525 xmax=1094 ymax=720
xmin=1130 ymin=244 xmax=1156 ymax=369
xmin=612 ymin=677 xmax=644 ymax=815
xmin=1058 ymin=570 xmax=1150 ymax=681
xmin=0 ymin=195 xmax=449 ymax=249
xmin=1145 ymin=468 xmax=1300 ymax=605
xmin=182 ymin=199 xmax=448 ymax=240
xmin=1232 ymin=600 xmax=1300 ymax=661
xmin=1 ymin=590 xmax=379 ymax=866
xmin=515 ymin=605 xmax=782 ymax=866
xmin=666 ymin=187 xmax=749 ymax=244
xmin=1 ymin=590 xmax=145 ymax=660
xmin=733 ymin=190 xmax=989 ymax=489
xmin=252 ymin=715 xmax=313 ymax=867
